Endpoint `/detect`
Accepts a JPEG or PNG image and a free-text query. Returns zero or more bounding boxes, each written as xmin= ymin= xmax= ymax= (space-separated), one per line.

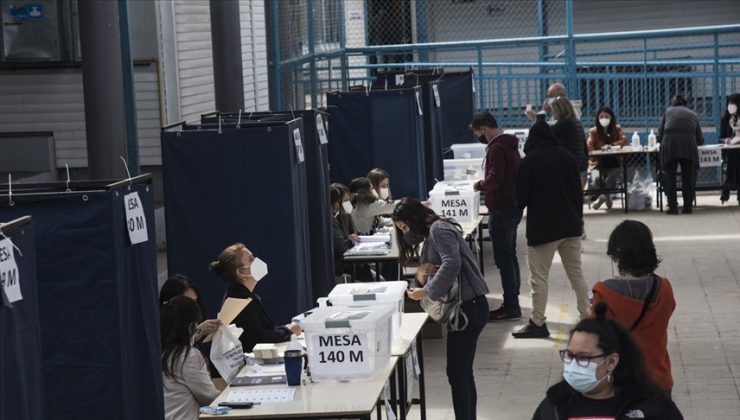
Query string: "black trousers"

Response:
xmin=723 ymin=150 xmax=740 ymax=196
xmin=664 ymin=158 xmax=696 ymax=210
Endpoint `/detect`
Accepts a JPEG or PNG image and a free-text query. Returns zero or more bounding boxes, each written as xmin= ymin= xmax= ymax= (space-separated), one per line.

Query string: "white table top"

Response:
xmin=200 ymin=356 xmax=399 ymax=419
xmin=392 ymin=312 xmax=428 ymax=356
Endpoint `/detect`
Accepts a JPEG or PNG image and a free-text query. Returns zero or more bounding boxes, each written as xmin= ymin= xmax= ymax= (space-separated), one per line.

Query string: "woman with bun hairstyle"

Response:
xmin=209 ymin=243 xmax=301 ymax=353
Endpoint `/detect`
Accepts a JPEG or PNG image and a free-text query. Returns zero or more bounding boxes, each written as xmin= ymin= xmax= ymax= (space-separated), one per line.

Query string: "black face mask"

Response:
xmin=403 ymin=231 xmax=424 ymax=247
xmin=478 ymin=134 xmax=488 ymax=144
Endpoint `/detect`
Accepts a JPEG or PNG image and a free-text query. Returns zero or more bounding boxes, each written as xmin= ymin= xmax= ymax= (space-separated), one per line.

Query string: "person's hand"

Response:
xmin=541 ymin=98 xmax=550 ymax=112
xmin=197 ymin=319 xmax=222 ymax=339
xmin=473 ymin=182 xmax=480 ymax=192
xmin=525 ymin=108 xmax=536 ymax=122
xmin=415 ymin=263 xmax=438 ymax=286
xmin=286 ymin=323 xmax=302 ymax=335
xmin=406 ymin=287 xmax=428 ymax=301
xmin=726 ymin=137 xmax=733 ymax=145
xmin=421 ymin=201 xmax=432 ymax=208
xmin=349 ymin=234 xmax=360 ymax=243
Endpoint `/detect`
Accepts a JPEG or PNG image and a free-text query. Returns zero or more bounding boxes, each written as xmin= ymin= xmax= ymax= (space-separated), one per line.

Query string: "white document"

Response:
xmin=0 ymin=238 xmax=22 ymax=303
xmin=316 ymin=114 xmax=329 ymax=145
xmin=293 ymin=128 xmax=305 ymax=163
xmin=358 ymin=235 xmax=391 ymax=243
xmin=344 ymin=242 xmax=391 ymax=256
xmin=124 ymin=192 xmax=148 ymax=245
xmin=227 ymin=388 xmax=295 ymax=403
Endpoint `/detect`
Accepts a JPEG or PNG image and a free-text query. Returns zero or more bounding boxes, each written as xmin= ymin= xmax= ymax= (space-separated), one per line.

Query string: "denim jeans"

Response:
xmin=447 ymin=296 xmax=489 ymax=420
xmin=488 ymin=208 xmax=523 ymax=311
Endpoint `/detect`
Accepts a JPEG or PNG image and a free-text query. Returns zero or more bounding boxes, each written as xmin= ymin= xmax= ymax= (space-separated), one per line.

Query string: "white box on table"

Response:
xmin=450 ymin=143 xmax=486 ymax=159
xmin=429 ymin=187 xmax=481 ymax=224
xmin=301 ymin=305 xmax=393 ymax=381
xmin=327 ymin=281 xmax=406 ymax=347
xmin=443 ymin=158 xmax=484 ymax=181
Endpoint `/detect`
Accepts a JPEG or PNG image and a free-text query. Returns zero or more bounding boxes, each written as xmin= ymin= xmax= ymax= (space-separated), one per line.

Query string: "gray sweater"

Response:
xmin=420 ymin=220 xmax=489 ymax=302
xmin=657 ymin=105 xmax=704 ymax=166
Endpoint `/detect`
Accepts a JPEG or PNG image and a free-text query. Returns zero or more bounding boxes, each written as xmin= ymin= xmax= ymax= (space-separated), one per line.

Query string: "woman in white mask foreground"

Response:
xmin=532 ymin=302 xmax=683 ymax=420
xmin=209 ymin=243 xmax=301 ymax=353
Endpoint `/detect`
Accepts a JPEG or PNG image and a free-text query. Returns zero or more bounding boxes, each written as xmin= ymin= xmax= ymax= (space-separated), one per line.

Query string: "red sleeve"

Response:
xmin=476 ymin=147 xmax=506 ymax=192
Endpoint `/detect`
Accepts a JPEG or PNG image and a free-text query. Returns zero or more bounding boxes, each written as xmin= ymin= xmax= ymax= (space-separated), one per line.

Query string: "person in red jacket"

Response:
xmin=471 ymin=112 xmax=523 ymax=321
xmin=590 ymin=220 xmax=676 ymax=394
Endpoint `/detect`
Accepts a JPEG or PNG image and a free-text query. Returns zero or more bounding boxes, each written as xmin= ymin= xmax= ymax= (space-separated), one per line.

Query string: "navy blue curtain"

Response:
xmin=372 ymin=69 xmax=476 ymax=150
xmin=0 ymin=182 xmax=162 ymax=420
xmin=327 ymin=88 xmax=427 ymax=199
xmin=0 ymin=217 xmax=44 ymax=420
xmin=162 ymin=119 xmax=313 ymax=323
xmin=200 ymin=111 xmax=335 ymax=299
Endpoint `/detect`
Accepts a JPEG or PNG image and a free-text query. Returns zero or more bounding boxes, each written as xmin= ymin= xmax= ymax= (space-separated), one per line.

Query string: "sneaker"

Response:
xmin=488 ymin=306 xmax=521 ymax=322
xmin=592 ymin=195 xmax=607 ymax=210
xmin=512 ymin=319 xmax=550 ymax=338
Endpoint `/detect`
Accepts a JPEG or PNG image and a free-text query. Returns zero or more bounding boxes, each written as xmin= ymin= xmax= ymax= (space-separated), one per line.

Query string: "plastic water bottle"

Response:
xmin=648 ymin=129 xmax=657 ymax=148
xmin=631 ymin=131 xmax=640 ymax=148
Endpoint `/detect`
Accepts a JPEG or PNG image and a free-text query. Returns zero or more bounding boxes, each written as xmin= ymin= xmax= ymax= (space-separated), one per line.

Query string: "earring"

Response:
xmin=607 ymin=372 xmax=613 ymax=382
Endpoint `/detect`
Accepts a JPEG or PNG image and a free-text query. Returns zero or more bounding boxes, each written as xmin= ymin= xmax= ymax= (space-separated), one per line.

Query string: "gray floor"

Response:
xmin=407 ymin=194 xmax=740 ymax=420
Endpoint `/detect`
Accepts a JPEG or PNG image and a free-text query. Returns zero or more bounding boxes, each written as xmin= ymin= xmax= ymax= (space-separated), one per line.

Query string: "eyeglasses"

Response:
xmin=559 ymin=350 xmax=607 ymax=367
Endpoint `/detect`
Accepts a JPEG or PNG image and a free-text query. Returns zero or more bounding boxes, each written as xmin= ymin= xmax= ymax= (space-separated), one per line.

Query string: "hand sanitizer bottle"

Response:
xmin=631 ymin=131 xmax=640 ymax=148
xmin=648 ymin=129 xmax=657 ymax=148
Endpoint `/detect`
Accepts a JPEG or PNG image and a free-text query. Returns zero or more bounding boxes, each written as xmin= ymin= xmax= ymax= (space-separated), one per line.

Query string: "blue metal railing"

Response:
xmin=276 ymin=20 xmax=740 ymax=139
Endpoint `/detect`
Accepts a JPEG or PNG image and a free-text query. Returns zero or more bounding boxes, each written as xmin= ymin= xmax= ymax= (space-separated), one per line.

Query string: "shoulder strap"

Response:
xmin=630 ymin=275 xmax=659 ymax=331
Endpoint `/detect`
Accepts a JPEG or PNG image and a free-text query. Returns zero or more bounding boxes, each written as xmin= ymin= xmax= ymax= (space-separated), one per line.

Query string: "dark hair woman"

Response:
xmin=589 ymin=220 xmax=675 ymax=394
xmin=532 ymin=302 xmax=683 ymax=419
xmin=366 ymin=167 xmax=393 ymax=202
xmin=159 ymin=274 xmax=221 ymax=341
xmin=330 ymin=184 xmax=359 ymax=276
xmin=209 ymin=243 xmax=301 ymax=353
xmin=161 ymin=296 xmax=219 ymax=420
xmin=349 ymin=177 xmax=395 ymax=234
xmin=392 ymin=198 xmax=489 ymax=420
xmin=720 ymin=93 xmax=740 ymax=204
xmin=586 ymin=106 xmax=627 ymax=210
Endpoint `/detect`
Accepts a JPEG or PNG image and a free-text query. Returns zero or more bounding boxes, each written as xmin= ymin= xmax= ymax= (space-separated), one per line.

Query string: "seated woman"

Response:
xmin=349 ymin=177 xmax=395 ymax=235
xmin=532 ymin=302 xmax=683 ymax=419
xmin=590 ymin=220 xmax=676 ymax=394
xmin=209 ymin=243 xmax=301 ymax=353
xmin=161 ymin=296 xmax=220 ymax=420
xmin=329 ymin=184 xmax=359 ymax=277
xmin=586 ymin=106 xmax=627 ymax=210
xmin=159 ymin=274 xmax=221 ymax=342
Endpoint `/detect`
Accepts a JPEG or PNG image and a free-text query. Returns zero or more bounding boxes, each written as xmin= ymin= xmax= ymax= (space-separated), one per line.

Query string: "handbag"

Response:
xmin=419 ymin=276 xmax=468 ymax=332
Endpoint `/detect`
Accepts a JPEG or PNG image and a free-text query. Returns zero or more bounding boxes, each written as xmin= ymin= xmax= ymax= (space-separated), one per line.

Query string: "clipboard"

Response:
xmin=203 ymin=297 xmax=251 ymax=342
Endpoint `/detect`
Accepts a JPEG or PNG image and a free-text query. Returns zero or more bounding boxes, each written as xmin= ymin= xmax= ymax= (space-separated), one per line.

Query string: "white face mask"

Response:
xmin=241 ymin=257 xmax=268 ymax=282
xmin=342 ymin=200 xmax=353 ymax=214
xmin=599 ymin=118 xmax=611 ymax=128
xmin=379 ymin=187 xmax=390 ymax=200
xmin=563 ymin=358 xmax=609 ymax=393
xmin=729 ymin=104 xmax=738 ymax=115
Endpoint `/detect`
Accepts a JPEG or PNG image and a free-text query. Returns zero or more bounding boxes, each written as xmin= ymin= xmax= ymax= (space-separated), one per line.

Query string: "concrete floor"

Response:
xmin=406 ymin=193 xmax=740 ymax=420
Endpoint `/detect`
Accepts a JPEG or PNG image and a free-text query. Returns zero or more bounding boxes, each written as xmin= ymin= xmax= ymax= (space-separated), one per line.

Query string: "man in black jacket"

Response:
xmin=512 ymin=115 xmax=590 ymax=338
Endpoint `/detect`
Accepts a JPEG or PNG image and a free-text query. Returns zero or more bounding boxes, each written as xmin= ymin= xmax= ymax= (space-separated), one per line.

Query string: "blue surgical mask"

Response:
xmin=562 ymin=359 xmax=609 ymax=393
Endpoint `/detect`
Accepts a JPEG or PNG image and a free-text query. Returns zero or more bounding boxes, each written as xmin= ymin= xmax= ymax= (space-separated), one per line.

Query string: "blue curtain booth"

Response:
xmin=326 ymin=87 xmax=427 ymax=199
xmin=373 ymin=68 xmax=476 ymax=150
xmin=0 ymin=176 xmax=162 ymax=420
xmin=200 ymin=111 xmax=334 ymax=299
xmin=161 ymin=118 xmax=313 ymax=322
xmin=0 ymin=216 xmax=44 ymax=420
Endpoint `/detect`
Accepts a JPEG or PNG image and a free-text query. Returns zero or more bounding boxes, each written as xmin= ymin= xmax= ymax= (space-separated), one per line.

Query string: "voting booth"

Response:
xmin=0 ymin=216 xmax=44 ymax=420
xmin=162 ymin=117 xmax=313 ymax=322
xmin=326 ymin=87 xmax=428 ymax=199
xmin=201 ymin=111 xmax=335 ymax=299
xmin=0 ymin=176 xmax=162 ymax=420
xmin=301 ymin=305 xmax=394 ymax=381
xmin=373 ymin=68 xmax=476 ymax=149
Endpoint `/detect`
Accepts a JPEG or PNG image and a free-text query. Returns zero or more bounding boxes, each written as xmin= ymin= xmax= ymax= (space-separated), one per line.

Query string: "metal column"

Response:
xmin=210 ymin=0 xmax=245 ymax=112
xmin=78 ymin=0 xmax=129 ymax=180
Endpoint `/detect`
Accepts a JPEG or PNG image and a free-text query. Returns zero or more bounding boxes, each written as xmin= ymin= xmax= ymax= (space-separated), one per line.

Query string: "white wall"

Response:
xmin=240 ymin=0 xmax=270 ymax=111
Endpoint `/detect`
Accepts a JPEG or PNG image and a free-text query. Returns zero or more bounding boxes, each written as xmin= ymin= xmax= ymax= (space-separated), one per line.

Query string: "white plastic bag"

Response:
xmin=209 ymin=324 xmax=245 ymax=383
xmin=627 ymin=170 xmax=655 ymax=211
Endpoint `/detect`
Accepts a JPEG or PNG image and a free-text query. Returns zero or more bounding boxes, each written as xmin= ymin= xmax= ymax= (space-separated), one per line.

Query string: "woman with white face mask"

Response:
xmin=329 ymin=184 xmax=360 ymax=277
xmin=720 ymin=93 xmax=740 ymax=204
xmin=532 ymin=303 xmax=683 ymax=420
xmin=586 ymin=106 xmax=627 ymax=210
xmin=209 ymin=243 xmax=301 ymax=353
xmin=349 ymin=177 xmax=395 ymax=235
xmin=367 ymin=167 xmax=393 ymax=202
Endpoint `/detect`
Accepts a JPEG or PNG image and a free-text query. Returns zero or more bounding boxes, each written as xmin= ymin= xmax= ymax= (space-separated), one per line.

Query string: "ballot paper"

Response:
xmin=226 ymin=388 xmax=295 ymax=403
xmin=203 ymin=297 xmax=251 ymax=342
xmin=344 ymin=242 xmax=391 ymax=256
xmin=358 ymin=235 xmax=391 ymax=243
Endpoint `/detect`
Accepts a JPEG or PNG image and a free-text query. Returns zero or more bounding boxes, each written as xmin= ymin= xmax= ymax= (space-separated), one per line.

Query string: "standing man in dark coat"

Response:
xmin=471 ymin=112 xmax=523 ymax=321
xmin=658 ymin=95 xmax=705 ymax=214
xmin=512 ymin=114 xmax=590 ymax=338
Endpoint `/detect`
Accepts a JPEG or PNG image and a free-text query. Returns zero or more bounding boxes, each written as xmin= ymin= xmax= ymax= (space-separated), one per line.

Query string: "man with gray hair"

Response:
xmin=526 ymin=82 xmax=581 ymax=122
